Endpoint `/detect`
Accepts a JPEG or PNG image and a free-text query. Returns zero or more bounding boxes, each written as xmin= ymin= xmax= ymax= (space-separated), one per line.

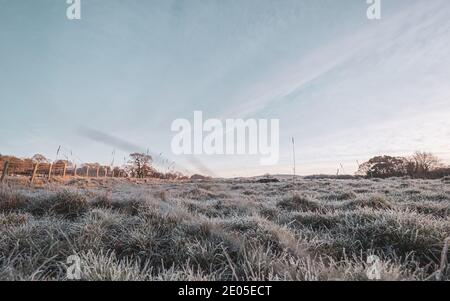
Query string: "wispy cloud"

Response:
xmin=1 ymin=0 xmax=449 ymax=176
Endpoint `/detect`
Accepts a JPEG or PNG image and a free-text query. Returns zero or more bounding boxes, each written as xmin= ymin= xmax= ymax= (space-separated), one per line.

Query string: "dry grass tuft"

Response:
xmin=278 ymin=194 xmax=322 ymax=212
xmin=90 ymin=193 xmax=114 ymax=209
xmin=346 ymin=194 xmax=392 ymax=210
xmin=441 ymin=176 xmax=450 ymax=184
xmin=0 ymin=213 xmax=30 ymax=227
xmin=0 ymin=185 xmax=28 ymax=212
xmin=46 ymin=190 xmax=89 ymax=218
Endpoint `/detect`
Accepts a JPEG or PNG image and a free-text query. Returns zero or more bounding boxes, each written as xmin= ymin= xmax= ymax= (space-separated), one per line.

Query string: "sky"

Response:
xmin=1 ymin=0 xmax=450 ymax=177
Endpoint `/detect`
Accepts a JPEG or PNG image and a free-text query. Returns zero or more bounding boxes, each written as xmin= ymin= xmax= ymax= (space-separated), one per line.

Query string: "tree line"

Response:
xmin=356 ymin=151 xmax=450 ymax=179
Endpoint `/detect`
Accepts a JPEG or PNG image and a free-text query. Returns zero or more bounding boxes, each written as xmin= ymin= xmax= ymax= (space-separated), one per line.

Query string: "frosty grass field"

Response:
xmin=0 ymin=176 xmax=449 ymax=281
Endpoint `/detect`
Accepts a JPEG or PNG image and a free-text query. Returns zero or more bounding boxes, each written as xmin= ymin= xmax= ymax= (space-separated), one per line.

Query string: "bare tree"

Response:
xmin=412 ymin=151 xmax=442 ymax=176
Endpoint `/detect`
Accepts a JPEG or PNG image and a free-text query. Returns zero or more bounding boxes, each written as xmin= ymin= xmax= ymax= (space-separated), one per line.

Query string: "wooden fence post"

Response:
xmin=73 ymin=165 xmax=77 ymax=177
xmin=86 ymin=166 xmax=90 ymax=177
xmin=30 ymin=163 xmax=39 ymax=184
xmin=1 ymin=161 xmax=10 ymax=183
xmin=104 ymin=167 xmax=108 ymax=178
xmin=96 ymin=166 xmax=99 ymax=178
xmin=62 ymin=163 xmax=67 ymax=178
xmin=48 ymin=163 xmax=53 ymax=179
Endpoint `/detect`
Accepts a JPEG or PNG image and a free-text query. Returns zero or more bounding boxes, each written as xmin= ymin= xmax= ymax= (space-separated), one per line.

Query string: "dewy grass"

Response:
xmin=0 ymin=177 xmax=449 ymax=281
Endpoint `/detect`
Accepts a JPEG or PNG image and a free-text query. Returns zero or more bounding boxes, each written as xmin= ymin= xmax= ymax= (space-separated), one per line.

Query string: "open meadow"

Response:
xmin=0 ymin=176 xmax=449 ymax=281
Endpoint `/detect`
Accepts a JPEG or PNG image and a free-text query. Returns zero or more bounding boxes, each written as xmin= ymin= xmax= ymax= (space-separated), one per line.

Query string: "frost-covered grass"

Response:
xmin=0 ymin=176 xmax=449 ymax=281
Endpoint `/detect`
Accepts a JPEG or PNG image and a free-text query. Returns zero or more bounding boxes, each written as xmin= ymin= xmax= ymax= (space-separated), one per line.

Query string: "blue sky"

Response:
xmin=1 ymin=0 xmax=450 ymax=177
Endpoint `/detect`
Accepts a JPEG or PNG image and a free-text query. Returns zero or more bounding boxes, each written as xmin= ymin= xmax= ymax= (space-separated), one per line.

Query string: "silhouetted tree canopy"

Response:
xmin=127 ymin=153 xmax=154 ymax=178
xmin=357 ymin=152 xmax=449 ymax=179
xmin=357 ymin=156 xmax=408 ymax=178
xmin=31 ymin=154 xmax=49 ymax=163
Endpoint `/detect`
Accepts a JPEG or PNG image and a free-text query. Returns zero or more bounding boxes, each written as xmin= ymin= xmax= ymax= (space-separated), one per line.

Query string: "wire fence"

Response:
xmin=0 ymin=157 xmax=128 ymax=184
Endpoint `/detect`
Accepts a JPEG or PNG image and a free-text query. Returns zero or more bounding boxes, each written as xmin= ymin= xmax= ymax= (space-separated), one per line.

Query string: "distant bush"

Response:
xmin=304 ymin=174 xmax=360 ymax=180
xmin=190 ymin=174 xmax=212 ymax=181
xmin=256 ymin=178 xmax=280 ymax=183
xmin=429 ymin=168 xmax=450 ymax=179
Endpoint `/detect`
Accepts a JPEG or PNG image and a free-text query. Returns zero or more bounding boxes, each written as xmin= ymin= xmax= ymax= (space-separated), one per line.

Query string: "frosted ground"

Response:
xmin=0 ymin=176 xmax=449 ymax=280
